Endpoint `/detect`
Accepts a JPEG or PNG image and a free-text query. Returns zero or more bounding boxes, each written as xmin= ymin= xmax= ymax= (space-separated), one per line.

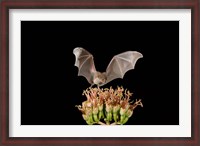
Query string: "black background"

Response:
xmin=21 ymin=21 xmax=179 ymax=125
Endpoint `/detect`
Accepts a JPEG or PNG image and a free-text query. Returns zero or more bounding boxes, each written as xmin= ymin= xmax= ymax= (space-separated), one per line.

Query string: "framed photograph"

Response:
xmin=0 ymin=0 xmax=199 ymax=145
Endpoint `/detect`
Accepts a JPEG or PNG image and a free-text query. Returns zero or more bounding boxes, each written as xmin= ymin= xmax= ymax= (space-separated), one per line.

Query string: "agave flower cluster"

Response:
xmin=76 ymin=86 xmax=143 ymax=125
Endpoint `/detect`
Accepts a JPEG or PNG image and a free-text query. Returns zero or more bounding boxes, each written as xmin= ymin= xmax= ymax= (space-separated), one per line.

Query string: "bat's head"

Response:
xmin=93 ymin=72 xmax=107 ymax=86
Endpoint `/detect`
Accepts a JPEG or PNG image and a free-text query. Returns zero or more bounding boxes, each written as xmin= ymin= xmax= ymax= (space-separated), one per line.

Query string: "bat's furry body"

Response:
xmin=73 ymin=47 xmax=143 ymax=86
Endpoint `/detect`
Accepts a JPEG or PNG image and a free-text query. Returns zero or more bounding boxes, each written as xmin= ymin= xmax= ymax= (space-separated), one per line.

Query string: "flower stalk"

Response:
xmin=76 ymin=86 xmax=143 ymax=125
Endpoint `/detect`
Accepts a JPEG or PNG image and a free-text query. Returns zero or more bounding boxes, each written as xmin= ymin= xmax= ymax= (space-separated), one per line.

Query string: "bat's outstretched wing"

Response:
xmin=73 ymin=47 xmax=96 ymax=84
xmin=105 ymin=51 xmax=143 ymax=84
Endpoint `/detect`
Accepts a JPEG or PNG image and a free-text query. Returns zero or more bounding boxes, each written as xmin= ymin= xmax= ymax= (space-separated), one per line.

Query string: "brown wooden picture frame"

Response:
xmin=0 ymin=0 xmax=199 ymax=145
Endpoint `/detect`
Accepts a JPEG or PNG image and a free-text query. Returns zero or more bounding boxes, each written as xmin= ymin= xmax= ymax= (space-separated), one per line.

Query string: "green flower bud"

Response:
xmin=88 ymin=114 xmax=94 ymax=123
xmin=113 ymin=105 xmax=120 ymax=113
xmin=98 ymin=111 xmax=104 ymax=120
xmin=113 ymin=113 xmax=119 ymax=122
xmin=120 ymin=114 xmax=126 ymax=123
xmin=83 ymin=107 xmax=92 ymax=120
xmin=98 ymin=104 xmax=103 ymax=112
xmin=126 ymin=109 xmax=133 ymax=118
xmin=93 ymin=114 xmax=99 ymax=122
xmin=122 ymin=116 xmax=129 ymax=124
xmin=82 ymin=114 xmax=89 ymax=121
xmin=120 ymin=104 xmax=129 ymax=115
xmin=106 ymin=112 xmax=112 ymax=122
xmin=109 ymin=112 xmax=112 ymax=121
xmin=93 ymin=107 xmax=98 ymax=115
xmin=85 ymin=112 xmax=95 ymax=125
xmin=86 ymin=120 xmax=93 ymax=125
xmin=106 ymin=104 xmax=112 ymax=113
xmin=120 ymin=108 xmax=126 ymax=115
xmin=83 ymin=109 xmax=93 ymax=122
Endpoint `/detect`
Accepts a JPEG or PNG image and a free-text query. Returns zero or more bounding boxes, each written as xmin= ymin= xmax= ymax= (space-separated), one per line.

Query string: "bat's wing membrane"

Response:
xmin=105 ymin=51 xmax=143 ymax=84
xmin=73 ymin=47 xmax=96 ymax=84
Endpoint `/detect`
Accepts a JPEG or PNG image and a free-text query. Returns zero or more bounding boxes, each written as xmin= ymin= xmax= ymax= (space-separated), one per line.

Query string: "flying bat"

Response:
xmin=73 ymin=47 xmax=143 ymax=87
